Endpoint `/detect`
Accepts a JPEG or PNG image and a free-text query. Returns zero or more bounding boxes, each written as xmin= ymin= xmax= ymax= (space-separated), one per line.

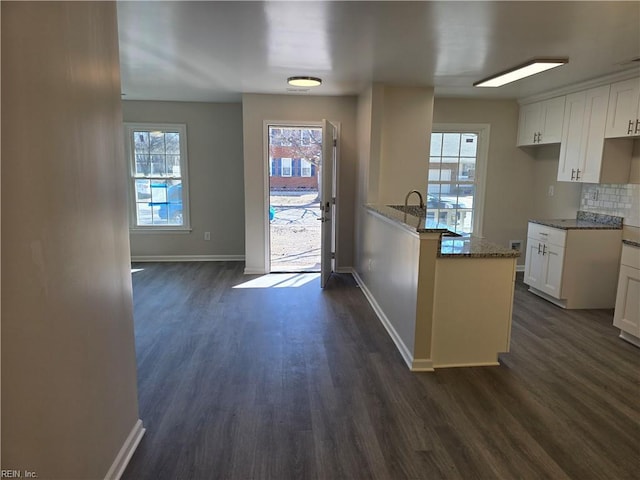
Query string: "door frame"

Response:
xmin=262 ymin=120 xmax=340 ymax=273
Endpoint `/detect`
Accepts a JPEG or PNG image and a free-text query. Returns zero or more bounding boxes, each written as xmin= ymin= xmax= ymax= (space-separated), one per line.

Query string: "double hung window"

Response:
xmin=124 ymin=123 xmax=190 ymax=230
xmin=429 ymin=125 xmax=488 ymax=235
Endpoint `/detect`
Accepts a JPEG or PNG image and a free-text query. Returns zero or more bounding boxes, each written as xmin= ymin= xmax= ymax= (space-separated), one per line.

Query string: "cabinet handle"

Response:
xmin=576 ymin=169 xmax=581 ymax=180
xmin=537 ymin=132 xmax=542 ymax=143
xmin=571 ymin=168 xmax=575 ymax=181
xmin=538 ymin=243 xmax=542 ymax=254
xmin=628 ymin=120 xmax=634 ymax=135
xmin=635 ymin=119 xmax=640 ymax=135
xmin=542 ymin=245 xmax=547 ymax=256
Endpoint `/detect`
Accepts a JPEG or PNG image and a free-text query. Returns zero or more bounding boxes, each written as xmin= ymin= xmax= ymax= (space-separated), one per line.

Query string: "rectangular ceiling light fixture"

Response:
xmin=474 ymin=58 xmax=569 ymax=87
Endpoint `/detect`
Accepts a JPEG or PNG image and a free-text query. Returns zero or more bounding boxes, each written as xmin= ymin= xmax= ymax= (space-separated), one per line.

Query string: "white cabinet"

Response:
xmin=613 ymin=243 xmax=640 ymax=346
xmin=517 ymin=96 xmax=565 ymax=146
xmin=524 ymin=223 xmax=566 ymax=298
xmin=557 ymin=85 xmax=633 ymax=184
xmin=524 ymin=222 xmax=622 ymax=309
xmin=605 ymin=77 xmax=640 ymax=138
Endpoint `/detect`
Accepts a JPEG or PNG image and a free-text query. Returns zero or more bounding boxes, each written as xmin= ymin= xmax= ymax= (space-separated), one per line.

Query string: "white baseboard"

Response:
xmin=104 ymin=419 xmax=145 ymax=480
xmin=410 ymin=359 xmax=435 ymax=372
xmin=352 ymin=270 xmax=423 ymax=371
xmin=131 ymin=255 xmax=245 ymax=262
xmin=243 ymin=267 xmax=267 ymax=275
xmin=515 ymin=264 xmax=525 ymax=273
xmin=335 ymin=266 xmax=354 ymax=274
xmin=434 ymin=361 xmax=500 ymax=369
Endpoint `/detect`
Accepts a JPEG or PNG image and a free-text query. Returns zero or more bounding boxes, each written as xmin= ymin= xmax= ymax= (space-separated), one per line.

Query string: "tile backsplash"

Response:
xmin=580 ymin=184 xmax=640 ymax=227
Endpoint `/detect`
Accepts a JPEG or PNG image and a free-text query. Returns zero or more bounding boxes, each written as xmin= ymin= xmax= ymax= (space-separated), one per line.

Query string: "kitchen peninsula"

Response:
xmin=355 ymin=204 xmax=519 ymax=371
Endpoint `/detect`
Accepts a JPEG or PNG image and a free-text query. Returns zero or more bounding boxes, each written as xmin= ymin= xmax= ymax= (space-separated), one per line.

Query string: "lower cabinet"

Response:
xmin=613 ymin=244 xmax=640 ymax=346
xmin=524 ymin=222 xmax=622 ymax=309
xmin=524 ymin=237 xmax=564 ymax=298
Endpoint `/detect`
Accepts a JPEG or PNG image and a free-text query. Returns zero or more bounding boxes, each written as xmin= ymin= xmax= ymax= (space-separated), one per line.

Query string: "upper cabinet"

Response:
xmin=605 ymin=77 xmax=640 ymax=138
xmin=517 ymin=96 xmax=565 ymax=146
xmin=557 ymin=85 xmax=633 ymax=183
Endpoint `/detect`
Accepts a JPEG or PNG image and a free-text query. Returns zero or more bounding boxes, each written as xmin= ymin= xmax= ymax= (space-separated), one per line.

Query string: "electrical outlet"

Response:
xmin=204 ymin=232 xmax=211 ymax=241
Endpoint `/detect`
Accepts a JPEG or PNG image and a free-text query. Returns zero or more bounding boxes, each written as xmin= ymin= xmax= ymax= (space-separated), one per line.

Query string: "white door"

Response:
xmin=320 ymin=119 xmax=336 ymax=288
xmin=524 ymin=238 xmax=545 ymax=288
xmin=540 ymin=243 xmax=565 ymax=298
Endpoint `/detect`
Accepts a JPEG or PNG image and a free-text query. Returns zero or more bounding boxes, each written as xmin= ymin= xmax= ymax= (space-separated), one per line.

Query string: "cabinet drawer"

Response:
xmin=621 ymin=244 xmax=640 ymax=270
xmin=527 ymin=223 xmax=567 ymax=247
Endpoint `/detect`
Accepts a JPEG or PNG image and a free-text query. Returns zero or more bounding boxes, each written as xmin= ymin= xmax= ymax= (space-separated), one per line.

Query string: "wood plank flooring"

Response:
xmin=122 ymin=262 xmax=639 ymax=480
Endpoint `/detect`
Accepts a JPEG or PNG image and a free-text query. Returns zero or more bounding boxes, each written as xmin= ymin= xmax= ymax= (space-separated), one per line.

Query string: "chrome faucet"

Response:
xmin=404 ymin=190 xmax=425 ymax=210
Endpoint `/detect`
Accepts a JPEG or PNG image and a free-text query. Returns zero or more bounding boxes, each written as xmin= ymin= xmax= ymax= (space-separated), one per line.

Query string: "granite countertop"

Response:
xmin=439 ymin=237 xmax=520 ymax=258
xmin=365 ymin=204 xmax=518 ymax=258
xmin=623 ymin=239 xmax=640 ymax=248
xmin=530 ymin=211 xmax=623 ymax=230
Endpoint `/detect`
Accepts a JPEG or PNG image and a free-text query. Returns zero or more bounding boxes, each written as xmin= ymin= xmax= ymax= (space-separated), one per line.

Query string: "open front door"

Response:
xmin=320 ymin=119 xmax=336 ymax=288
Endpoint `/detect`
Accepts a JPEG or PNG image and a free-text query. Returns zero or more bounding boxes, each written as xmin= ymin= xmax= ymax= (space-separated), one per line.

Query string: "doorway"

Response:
xmin=268 ymin=125 xmax=323 ymax=272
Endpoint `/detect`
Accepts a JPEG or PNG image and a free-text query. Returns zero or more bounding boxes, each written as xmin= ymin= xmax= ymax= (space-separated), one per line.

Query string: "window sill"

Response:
xmin=130 ymin=227 xmax=192 ymax=235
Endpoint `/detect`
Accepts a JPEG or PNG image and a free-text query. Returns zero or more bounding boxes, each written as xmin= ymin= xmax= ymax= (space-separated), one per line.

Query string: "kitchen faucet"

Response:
xmin=404 ymin=190 xmax=425 ymax=210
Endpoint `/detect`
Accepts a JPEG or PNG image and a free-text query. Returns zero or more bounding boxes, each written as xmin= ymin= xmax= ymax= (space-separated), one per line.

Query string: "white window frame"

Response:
xmin=281 ymin=157 xmax=292 ymax=177
xmin=301 ymin=159 xmax=312 ymax=177
xmin=124 ymin=123 xmax=191 ymax=232
xmin=429 ymin=124 xmax=490 ymax=237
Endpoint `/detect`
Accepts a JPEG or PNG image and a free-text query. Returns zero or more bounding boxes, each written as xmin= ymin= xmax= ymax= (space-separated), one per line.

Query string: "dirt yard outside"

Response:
xmin=269 ymin=191 xmax=321 ymax=272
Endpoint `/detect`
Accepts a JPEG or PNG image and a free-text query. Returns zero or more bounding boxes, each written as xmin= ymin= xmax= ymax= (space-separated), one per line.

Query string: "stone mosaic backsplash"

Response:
xmin=580 ymin=184 xmax=640 ymax=227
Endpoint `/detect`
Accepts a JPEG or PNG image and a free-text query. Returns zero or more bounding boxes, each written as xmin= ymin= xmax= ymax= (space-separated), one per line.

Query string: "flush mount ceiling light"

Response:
xmin=474 ymin=58 xmax=569 ymax=87
xmin=287 ymin=76 xmax=322 ymax=87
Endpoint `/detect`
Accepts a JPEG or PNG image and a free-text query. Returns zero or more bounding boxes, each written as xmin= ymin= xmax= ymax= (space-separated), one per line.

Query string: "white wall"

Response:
xmin=2 ymin=2 xmax=140 ymax=478
xmin=528 ymin=144 xmax=583 ymax=221
xmin=378 ymin=86 xmax=435 ymax=204
xmin=242 ymin=94 xmax=357 ymax=274
xmin=122 ymin=101 xmax=245 ymax=259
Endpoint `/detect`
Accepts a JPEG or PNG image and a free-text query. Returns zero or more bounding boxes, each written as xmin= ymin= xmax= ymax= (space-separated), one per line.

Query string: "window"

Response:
xmin=281 ymin=158 xmax=292 ymax=177
xmin=301 ymin=159 xmax=312 ymax=177
xmin=429 ymin=125 xmax=489 ymax=235
xmin=124 ymin=123 xmax=190 ymax=230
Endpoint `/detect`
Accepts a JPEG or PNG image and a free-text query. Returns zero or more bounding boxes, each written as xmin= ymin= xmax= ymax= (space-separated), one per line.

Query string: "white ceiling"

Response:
xmin=117 ymin=1 xmax=640 ymax=103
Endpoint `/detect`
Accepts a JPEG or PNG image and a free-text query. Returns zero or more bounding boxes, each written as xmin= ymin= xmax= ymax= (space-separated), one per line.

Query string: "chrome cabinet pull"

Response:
xmin=635 ymin=119 xmax=640 ymax=135
xmin=576 ymin=169 xmax=581 ymax=180
xmin=628 ymin=120 xmax=634 ymax=135
xmin=571 ymin=168 xmax=576 ymax=180
xmin=542 ymin=245 xmax=547 ymax=255
xmin=538 ymin=243 xmax=542 ymax=254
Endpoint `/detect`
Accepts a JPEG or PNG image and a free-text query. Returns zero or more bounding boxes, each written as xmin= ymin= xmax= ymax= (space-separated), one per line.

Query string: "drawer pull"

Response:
xmin=538 ymin=243 xmax=542 ymax=254
xmin=628 ymin=120 xmax=634 ymax=135
xmin=635 ymin=119 xmax=640 ymax=135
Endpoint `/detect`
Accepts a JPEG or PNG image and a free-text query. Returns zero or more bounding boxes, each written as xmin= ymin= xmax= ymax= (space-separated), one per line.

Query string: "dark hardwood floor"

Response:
xmin=122 ymin=262 xmax=639 ymax=480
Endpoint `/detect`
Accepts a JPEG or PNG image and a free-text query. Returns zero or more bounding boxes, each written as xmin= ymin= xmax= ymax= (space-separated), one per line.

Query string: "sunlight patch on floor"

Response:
xmin=233 ymin=273 xmax=319 ymax=289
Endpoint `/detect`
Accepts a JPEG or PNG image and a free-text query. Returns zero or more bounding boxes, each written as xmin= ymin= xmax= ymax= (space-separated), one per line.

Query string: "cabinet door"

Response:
xmin=558 ymin=91 xmax=585 ymax=181
xmin=540 ymin=243 xmax=565 ymax=298
xmin=539 ymin=97 xmax=565 ymax=144
xmin=605 ymin=78 xmax=640 ymax=138
xmin=613 ymin=265 xmax=640 ymax=337
xmin=557 ymin=86 xmax=609 ymax=183
xmin=517 ymin=103 xmax=541 ymax=146
xmin=524 ymin=237 xmax=543 ymax=288
xmin=577 ymin=85 xmax=610 ymax=183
